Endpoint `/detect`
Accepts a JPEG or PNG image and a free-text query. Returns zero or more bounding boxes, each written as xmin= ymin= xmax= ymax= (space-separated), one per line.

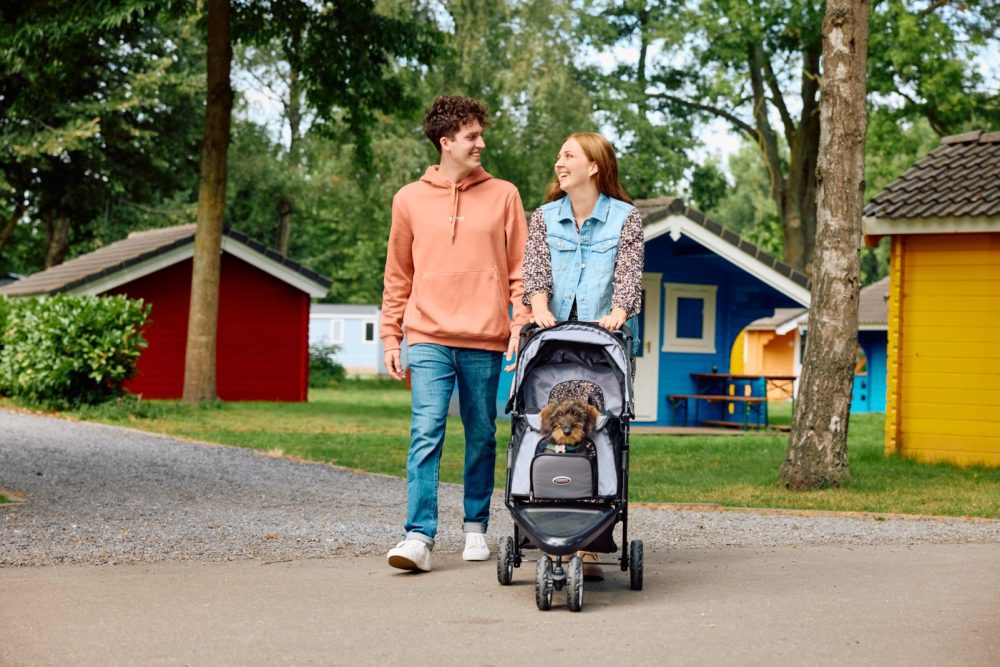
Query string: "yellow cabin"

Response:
xmin=863 ymin=130 xmax=1000 ymax=467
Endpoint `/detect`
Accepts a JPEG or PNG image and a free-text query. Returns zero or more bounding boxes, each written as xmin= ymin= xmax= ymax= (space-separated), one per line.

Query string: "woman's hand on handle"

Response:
xmin=597 ymin=307 xmax=628 ymax=331
xmin=529 ymin=293 xmax=557 ymax=329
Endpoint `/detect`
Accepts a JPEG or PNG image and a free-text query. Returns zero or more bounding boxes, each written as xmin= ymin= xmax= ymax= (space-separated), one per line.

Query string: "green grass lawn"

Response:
xmin=17 ymin=382 xmax=1000 ymax=518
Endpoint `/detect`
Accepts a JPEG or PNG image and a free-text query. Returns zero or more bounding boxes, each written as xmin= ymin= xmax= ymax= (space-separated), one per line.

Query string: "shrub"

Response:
xmin=308 ymin=341 xmax=346 ymax=388
xmin=0 ymin=295 xmax=151 ymax=407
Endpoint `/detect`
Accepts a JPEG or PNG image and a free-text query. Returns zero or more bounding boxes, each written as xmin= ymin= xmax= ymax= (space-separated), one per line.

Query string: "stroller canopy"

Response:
xmin=510 ymin=322 xmax=633 ymax=417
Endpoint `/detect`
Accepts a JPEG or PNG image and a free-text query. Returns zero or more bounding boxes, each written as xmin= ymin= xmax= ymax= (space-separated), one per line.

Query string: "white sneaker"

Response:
xmin=387 ymin=539 xmax=432 ymax=572
xmin=462 ymin=533 xmax=490 ymax=561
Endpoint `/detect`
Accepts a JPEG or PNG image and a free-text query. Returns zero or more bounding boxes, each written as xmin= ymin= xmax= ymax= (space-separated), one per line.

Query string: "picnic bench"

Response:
xmin=666 ymin=393 xmax=767 ymax=430
xmin=667 ymin=372 xmax=796 ymax=430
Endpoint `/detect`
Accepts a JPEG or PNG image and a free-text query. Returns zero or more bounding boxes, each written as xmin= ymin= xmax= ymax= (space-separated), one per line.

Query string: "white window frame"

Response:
xmin=662 ymin=282 xmax=717 ymax=354
xmin=329 ymin=318 xmax=344 ymax=344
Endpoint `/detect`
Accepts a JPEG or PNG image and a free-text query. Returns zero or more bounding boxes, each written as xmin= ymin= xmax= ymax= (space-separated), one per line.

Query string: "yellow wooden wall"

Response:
xmin=888 ymin=232 xmax=1000 ymax=467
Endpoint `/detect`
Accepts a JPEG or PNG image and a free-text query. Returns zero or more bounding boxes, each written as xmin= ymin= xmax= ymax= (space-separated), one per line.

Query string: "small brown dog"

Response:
xmin=539 ymin=397 xmax=600 ymax=453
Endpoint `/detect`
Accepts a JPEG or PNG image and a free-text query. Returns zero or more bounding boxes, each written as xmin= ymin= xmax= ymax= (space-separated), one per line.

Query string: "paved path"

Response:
xmin=2 ymin=408 xmax=999 ymax=664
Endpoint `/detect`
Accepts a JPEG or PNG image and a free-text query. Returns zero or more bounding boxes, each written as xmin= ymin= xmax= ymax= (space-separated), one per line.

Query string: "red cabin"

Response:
xmin=0 ymin=225 xmax=330 ymax=401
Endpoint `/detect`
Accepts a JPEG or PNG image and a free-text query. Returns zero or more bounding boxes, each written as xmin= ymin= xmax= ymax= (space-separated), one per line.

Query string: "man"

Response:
xmin=381 ymin=95 xmax=529 ymax=572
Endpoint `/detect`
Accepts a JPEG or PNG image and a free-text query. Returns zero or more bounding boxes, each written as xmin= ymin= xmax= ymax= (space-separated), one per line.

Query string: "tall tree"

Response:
xmin=779 ymin=0 xmax=869 ymax=489
xmin=183 ymin=0 xmax=232 ymax=403
xmin=586 ymin=0 xmax=997 ymax=273
xmin=0 ymin=1 xmax=203 ymax=273
xmin=581 ymin=0 xmax=695 ymax=199
xmin=181 ymin=0 xmax=437 ymax=402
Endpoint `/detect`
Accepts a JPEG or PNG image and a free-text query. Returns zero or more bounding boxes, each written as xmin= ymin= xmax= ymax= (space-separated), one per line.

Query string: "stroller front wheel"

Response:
xmin=535 ymin=556 xmax=553 ymax=611
xmin=497 ymin=536 xmax=514 ymax=585
xmin=566 ymin=556 xmax=584 ymax=612
xmin=629 ymin=540 xmax=644 ymax=591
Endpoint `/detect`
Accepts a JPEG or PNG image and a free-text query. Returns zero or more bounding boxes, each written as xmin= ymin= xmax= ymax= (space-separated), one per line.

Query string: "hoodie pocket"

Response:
xmin=412 ymin=270 xmax=508 ymax=339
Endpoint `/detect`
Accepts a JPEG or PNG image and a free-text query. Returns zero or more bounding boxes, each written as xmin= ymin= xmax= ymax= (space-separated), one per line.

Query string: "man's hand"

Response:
xmin=597 ymin=307 xmax=628 ymax=331
xmin=384 ymin=349 xmax=405 ymax=380
xmin=504 ymin=335 xmax=519 ymax=372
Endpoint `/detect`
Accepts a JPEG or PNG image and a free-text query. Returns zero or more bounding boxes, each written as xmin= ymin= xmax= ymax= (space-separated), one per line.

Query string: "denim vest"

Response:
xmin=541 ymin=193 xmax=640 ymax=353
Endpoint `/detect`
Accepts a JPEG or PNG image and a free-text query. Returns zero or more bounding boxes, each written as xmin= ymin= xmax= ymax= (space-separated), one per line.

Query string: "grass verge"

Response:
xmin=11 ymin=383 xmax=1000 ymax=518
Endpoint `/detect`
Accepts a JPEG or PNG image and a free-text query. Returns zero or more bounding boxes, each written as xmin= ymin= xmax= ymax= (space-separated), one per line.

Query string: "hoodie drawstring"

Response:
xmin=449 ymin=185 xmax=459 ymax=243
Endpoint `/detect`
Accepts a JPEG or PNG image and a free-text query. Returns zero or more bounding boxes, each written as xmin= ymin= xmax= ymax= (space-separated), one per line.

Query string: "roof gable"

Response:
xmin=0 ymin=225 xmax=331 ymax=298
xmin=863 ymin=130 xmax=1000 ymax=236
xmin=637 ymin=197 xmax=811 ymax=306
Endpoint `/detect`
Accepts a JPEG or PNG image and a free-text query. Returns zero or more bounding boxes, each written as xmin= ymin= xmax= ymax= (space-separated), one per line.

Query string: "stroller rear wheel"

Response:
xmin=566 ymin=556 xmax=584 ymax=612
xmin=497 ymin=536 xmax=514 ymax=585
xmin=535 ymin=556 xmax=553 ymax=611
xmin=629 ymin=540 xmax=644 ymax=591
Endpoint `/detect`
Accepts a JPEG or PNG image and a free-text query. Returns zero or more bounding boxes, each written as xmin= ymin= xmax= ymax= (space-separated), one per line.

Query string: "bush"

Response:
xmin=308 ymin=341 xmax=346 ymax=388
xmin=0 ymin=295 xmax=150 ymax=407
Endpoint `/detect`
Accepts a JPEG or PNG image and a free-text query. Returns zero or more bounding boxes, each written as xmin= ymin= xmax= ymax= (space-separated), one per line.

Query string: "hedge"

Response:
xmin=0 ymin=295 xmax=150 ymax=407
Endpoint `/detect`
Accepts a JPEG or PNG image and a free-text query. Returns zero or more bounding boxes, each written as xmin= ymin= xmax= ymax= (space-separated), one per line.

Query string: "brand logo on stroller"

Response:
xmin=552 ymin=476 xmax=572 ymax=486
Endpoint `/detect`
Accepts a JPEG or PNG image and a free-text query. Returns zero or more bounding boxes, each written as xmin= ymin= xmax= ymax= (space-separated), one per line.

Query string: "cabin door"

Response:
xmin=633 ymin=273 xmax=661 ymax=422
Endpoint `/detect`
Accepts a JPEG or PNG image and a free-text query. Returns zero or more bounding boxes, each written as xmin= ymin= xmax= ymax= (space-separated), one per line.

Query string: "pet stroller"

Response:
xmin=497 ymin=321 xmax=642 ymax=611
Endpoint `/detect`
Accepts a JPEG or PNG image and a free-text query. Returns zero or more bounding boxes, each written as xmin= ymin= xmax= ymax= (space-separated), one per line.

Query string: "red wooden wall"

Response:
xmin=112 ymin=254 xmax=310 ymax=401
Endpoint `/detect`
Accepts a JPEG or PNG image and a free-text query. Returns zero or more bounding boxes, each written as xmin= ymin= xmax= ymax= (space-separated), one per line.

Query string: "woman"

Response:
xmin=522 ymin=132 xmax=645 ymax=580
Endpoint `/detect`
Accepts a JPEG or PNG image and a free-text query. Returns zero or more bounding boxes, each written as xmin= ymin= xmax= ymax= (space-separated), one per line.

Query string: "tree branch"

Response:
xmin=762 ymin=52 xmax=796 ymax=145
xmin=645 ymin=91 xmax=757 ymax=138
xmin=917 ymin=0 xmax=949 ymax=18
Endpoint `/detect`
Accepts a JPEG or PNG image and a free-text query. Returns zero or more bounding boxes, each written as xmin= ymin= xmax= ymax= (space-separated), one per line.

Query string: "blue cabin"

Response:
xmin=498 ymin=197 xmax=812 ymax=427
xmin=309 ymin=304 xmax=388 ymax=376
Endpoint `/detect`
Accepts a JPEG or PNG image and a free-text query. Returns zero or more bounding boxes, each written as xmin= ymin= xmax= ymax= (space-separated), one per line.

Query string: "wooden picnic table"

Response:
xmin=668 ymin=373 xmax=797 ymax=430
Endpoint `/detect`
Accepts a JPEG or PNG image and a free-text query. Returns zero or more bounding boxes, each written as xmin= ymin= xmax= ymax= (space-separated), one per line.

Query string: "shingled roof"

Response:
xmin=857 ymin=276 xmax=889 ymax=329
xmin=636 ymin=197 xmax=811 ymax=305
xmin=864 ymin=130 xmax=1000 ymax=221
xmin=0 ymin=224 xmax=331 ymax=298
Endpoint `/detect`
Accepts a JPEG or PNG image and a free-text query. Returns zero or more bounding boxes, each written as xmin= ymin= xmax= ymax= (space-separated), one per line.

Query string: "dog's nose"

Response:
xmin=562 ymin=424 xmax=572 ymax=435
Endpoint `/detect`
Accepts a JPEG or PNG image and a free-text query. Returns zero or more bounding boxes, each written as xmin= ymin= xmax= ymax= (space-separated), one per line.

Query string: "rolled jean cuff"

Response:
xmin=405 ymin=531 xmax=434 ymax=550
xmin=463 ymin=522 xmax=487 ymax=534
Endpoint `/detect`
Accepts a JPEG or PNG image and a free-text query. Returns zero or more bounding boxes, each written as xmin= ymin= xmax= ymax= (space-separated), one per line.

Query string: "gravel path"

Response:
xmin=2 ymin=408 xmax=998 ymax=566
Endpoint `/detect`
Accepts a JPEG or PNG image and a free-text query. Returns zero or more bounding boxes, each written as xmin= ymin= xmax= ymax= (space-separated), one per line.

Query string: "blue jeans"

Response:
xmin=404 ymin=344 xmax=501 ymax=549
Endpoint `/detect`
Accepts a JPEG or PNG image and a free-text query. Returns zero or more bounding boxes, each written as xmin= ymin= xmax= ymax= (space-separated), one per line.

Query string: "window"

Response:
xmin=663 ymin=283 xmax=717 ymax=353
xmin=330 ymin=319 xmax=344 ymax=344
xmin=364 ymin=320 xmax=376 ymax=343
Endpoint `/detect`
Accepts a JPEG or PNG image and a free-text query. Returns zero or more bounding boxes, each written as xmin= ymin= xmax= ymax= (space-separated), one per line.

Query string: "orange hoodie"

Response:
xmin=380 ymin=165 xmax=530 ymax=353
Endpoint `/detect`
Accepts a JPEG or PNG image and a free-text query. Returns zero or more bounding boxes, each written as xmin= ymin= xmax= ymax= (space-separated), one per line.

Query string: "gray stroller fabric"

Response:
xmin=509 ymin=323 xmax=629 ymax=499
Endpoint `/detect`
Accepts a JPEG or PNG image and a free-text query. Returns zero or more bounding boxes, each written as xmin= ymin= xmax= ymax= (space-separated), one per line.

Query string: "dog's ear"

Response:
xmin=539 ymin=403 xmax=553 ymax=429
xmin=586 ymin=404 xmax=600 ymax=430
xmin=586 ymin=392 xmax=600 ymax=407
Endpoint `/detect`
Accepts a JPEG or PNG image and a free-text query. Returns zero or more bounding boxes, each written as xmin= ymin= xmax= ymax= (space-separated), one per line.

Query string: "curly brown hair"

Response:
xmin=423 ymin=96 xmax=490 ymax=154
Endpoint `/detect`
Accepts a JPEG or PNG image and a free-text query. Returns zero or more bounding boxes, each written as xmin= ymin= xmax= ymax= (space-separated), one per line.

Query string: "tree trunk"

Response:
xmin=795 ymin=43 xmax=822 ymax=276
xmin=780 ymin=0 xmax=869 ymax=489
xmin=275 ymin=196 xmax=292 ymax=257
xmin=0 ymin=201 xmax=26 ymax=258
xmin=43 ymin=211 xmax=71 ymax=269
xmin=183 ymin=0 xmax=233 ymax=403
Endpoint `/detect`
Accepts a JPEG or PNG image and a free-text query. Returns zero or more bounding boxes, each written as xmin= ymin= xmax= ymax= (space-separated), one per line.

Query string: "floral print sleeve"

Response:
xmin=611 ymin=208 xmax=644 ymax=318
xmin=522 ymin=208 xmax=552 ymax=307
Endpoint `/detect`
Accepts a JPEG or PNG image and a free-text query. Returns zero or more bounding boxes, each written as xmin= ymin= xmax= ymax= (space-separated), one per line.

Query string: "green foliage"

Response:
xmin=308 ymin=342 xmax=346 ymax=388
xmin=0 ymin=3 xmax=205 ymax=274
xmin=708 ymin=142 xmax=784 ymax=258
xmin=0 ymin=295 xmax=150 ymax=407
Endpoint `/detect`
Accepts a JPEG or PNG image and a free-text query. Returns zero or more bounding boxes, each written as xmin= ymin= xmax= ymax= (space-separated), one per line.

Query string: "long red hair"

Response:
xmin=545 ymin=132 xmax=633 ymax=204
